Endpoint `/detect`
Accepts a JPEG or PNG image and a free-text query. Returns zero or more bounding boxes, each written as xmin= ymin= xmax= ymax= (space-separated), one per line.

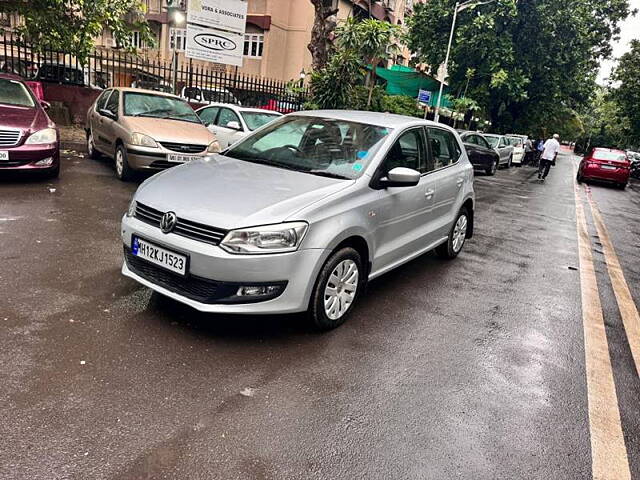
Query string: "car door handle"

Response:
xmin=425 ymin=188 xmax=435 ymax=199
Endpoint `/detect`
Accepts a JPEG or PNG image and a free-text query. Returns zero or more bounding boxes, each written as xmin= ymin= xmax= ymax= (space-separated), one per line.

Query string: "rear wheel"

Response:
xmin=576 ymin=172 xmax=583 ymax=184
xmin=507 ymin=155 xmax=513 ymax=168
xmin=436 ymin=208 xmax=469 ymax=259
xmin=86 ymin=130 xmax=100 ymax=159
xmin=115 ymin=144 xmax=133 ymax=181
xmin=309 ymin=247 xmax=363 ymax=331
xmin=618 ymin=182 xmax=627 ymax=190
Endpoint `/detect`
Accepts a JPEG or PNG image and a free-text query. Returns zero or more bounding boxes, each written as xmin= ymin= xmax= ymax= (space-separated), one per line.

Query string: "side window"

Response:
xmin=478 ymin=136 xmax=491 ymax=149
xmin=426 ymin=128 xmax=461 ymax=169
xmin=96 ymin=90 xmax=111 ymax=111
xmin=382 ymin=128 xmax=426 ymax=174
xmin=466 ymin=135 xmax=478 ymax=146
xmin=217 ymin=108 xmax=241 ymax=128
xmin=498 ymin=137 xmax=506 ymax=147
xmin=198 ymin=106 xmax=219 ymax=126
xmin=105 ymin=90 xmax=119 ymax=116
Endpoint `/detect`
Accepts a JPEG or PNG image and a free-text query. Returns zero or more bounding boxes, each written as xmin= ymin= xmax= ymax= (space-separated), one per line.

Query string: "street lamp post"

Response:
xmin=168 ymin=2 xmax=186 ymax=95
xmin=433 ymin=0 xmax=495 ymax=123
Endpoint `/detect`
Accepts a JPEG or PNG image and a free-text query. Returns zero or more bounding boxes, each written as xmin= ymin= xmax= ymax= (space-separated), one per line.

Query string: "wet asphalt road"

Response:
xmin=1 ymin=147 xmax=639 ymax=480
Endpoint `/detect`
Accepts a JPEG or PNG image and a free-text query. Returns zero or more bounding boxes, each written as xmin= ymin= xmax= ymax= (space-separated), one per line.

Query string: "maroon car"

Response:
xmin=0 ymin=73 xmax=60 ymax=177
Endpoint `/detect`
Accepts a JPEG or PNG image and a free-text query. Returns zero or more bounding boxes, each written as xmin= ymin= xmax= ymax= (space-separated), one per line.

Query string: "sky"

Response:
xmin=597 ymin=0 xmax=640 ymax=85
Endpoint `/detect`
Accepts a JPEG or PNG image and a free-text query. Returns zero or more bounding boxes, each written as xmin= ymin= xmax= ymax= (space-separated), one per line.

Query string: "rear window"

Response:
xmin=593 ymin=150 xmax=626 ymax=162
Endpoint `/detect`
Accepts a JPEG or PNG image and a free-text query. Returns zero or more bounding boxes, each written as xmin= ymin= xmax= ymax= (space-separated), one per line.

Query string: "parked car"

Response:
xmin=181 ymin=86 xmax=240 ymax=106
xmin=483 ymin=134 xmax=514 ymax=168
xmin=506 ymin=136 xmax=525 ymax=166
xmin=458 ymin=130 xmax=500 ymax=175
xmin=35 ymin=62 xmax=85 ymax=86
xmin=85 ymin=87 xmax=220 ymax=181
xmin=260 ymin=98 xmax=299 ymax=114
xmin=196 ymin=103 xmax=282 ymax=149
xmin=0 ymin=57 xmax=38 ymax=79
xmin=120 ymin=111 xmax=475 ymax=330
xmin=577 ymin=147 xmax=631 ymax=189
xmin=0 ymin=73 xmax=60 ymax=177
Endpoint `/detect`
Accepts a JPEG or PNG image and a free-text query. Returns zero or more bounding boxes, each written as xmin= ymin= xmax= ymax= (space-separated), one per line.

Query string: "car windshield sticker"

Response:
xmin=353 ymin=163 xmax=364 ymax=172
xmin=357 ymin=151 xmax=368 ymax=159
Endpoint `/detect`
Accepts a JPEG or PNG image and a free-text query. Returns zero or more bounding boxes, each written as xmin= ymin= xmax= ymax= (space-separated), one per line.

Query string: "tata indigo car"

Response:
xmin=121 ymin=111 xmax=475 ymax=330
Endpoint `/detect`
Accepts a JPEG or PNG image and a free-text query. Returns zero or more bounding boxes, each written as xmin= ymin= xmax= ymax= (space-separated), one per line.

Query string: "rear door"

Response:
xmin=92 ymin=89 xmax=113 ymax=152
xmin=100 ymin=90 xmax=120 ymax=155
xmin=425 ymin=126 xmax=466 ymax=239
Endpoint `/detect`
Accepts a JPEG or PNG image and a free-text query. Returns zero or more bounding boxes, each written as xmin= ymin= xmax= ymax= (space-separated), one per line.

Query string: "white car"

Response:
xmin=506 ymin=136 xmax=525 ymax=166
xmin=181 ymin=86 xmax=240 ymax=106
xmin=196 ymin=103 xmax=283 ymax=149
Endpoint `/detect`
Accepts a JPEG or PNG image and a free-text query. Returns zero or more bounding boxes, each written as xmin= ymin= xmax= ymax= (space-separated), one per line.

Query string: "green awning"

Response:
xmin=373 ymin=65 xmax=452 ymax=108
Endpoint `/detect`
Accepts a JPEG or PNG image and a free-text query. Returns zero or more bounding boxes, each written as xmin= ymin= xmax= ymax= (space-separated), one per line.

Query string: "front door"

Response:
xmin=371 ymin=127 xmax=439 ymax=275
xmin=213 ymin=107 xmax=244 ymax=148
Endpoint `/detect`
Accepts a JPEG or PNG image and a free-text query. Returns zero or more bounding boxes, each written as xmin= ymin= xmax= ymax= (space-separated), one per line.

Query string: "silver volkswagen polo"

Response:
xmin=121 ymin=111 xmax=475 ymax=330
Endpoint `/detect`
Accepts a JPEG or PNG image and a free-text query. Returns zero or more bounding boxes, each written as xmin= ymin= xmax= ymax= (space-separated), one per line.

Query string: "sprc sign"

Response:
xmin=186 ymin=24 xmax=244 ymax=66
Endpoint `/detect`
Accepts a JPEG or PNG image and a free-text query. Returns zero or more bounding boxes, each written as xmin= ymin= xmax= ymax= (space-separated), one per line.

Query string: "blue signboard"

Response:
xmin=418 ymin=89 xmax=432 ymax=105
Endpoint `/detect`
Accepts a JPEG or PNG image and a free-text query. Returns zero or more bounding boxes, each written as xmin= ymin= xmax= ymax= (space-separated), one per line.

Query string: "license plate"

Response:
xmin=0 ymin=151 xmax=8 ymax=161
xmin=132 ymin=236 xmax=187 ymax=276
xmin=167 ymin=153 xmax=200 ymax=163
xmin=600 ymin=165 xmax=616 ymax=170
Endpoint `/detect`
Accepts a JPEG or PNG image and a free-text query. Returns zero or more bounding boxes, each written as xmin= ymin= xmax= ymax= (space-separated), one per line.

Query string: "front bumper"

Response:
xmin=121 ymin=215 xmax=328 ymax=314
xmin=126 ymin=146 xmax=212 ymax=172
xmin=0 ymin=143 xmax=60 ymax=171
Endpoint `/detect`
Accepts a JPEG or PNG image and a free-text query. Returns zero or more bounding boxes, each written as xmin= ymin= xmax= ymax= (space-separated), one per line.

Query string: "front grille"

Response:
xmin=0 ymin=128 xmax=21 ymax=147
xmin=135 ymin=202 xmax=228 ymax=246
xmin=124 ymin=248 xmax=236 ymax=303
xmin=160 ymin=142 xmax=207 ymax=153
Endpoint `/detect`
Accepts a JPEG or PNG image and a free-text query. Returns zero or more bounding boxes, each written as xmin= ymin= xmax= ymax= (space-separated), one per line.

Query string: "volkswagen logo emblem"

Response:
xmin=160 ymin=211 xmax=177 ymax=234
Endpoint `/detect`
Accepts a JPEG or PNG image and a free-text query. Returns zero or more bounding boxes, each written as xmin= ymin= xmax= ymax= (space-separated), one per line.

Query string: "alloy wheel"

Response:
xmin=87 ymin=133 xmax=95 ymax=156
xmin=324 ymin=259 xmax=359 ymax=320
xmin=115 ymin=149 xmax=124 ymax=177
xmin=452 ymin=214 xmax=468 ymax=253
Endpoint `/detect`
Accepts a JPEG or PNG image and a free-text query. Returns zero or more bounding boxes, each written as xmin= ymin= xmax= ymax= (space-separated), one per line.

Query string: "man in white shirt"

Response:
xmin=538 ymin=133 xmax=561 ymax=180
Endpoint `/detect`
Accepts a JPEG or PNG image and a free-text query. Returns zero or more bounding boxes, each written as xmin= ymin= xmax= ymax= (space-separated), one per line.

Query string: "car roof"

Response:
xmin=291 ymin=110 xmax=453 ymax=130
xmin=110 ymin=86 xmax=181 ymax=99
xmin=197 ymin=103 xmax=283 ymax=115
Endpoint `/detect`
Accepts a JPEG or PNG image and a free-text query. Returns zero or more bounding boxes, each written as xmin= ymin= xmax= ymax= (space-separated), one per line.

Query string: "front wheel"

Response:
xmin=436 ymin=208 xmax=469 ymax=259
xmin=486 ymin=158 xmax=498 ymax=176
xmin=309 ymin=247 xmax=363 ymax=331
xmin=115 ymin=145 xmax=133 ymax=181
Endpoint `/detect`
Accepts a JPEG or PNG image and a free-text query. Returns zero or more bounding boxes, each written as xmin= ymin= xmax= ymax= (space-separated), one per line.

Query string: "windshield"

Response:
xmin=0 ymin=78 xmax=35 ymax=107
xmin=123 ymin=92 xmax=201 ymax=123
xmin=225 ymin=116 xmax=391 ymax=180
xmin=241 ymin=111 xmax=281 ymax=131
xmin=485 ymin=135 xmax=499 ymax=148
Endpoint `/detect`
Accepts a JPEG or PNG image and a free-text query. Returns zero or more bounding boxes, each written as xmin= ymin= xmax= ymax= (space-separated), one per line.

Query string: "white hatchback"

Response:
xmin=196 ymin=103 xmax=283 ymax=149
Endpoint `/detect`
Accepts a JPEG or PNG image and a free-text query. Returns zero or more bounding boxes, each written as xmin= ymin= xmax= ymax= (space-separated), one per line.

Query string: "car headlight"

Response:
xmin=130 ymin=132 xmax=158 ymax=148
xmin=220 ymin=222 xmax=308 ymax=254
xmin=25 ymin=128 xmax=57 ymax=145
xmin=207 ymin=140 xmax=221 ymax=153
xmin=126 ymin=199 xmax=137 ymax=218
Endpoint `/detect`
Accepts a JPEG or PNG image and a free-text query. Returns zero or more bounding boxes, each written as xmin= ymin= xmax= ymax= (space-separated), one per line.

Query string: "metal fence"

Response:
xmin=0 ymin=31 xmax=309 ymax=111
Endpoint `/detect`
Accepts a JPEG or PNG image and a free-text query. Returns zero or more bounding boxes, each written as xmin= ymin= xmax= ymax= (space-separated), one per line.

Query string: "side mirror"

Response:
xmin=226 ymin=120 xmax=242 ymax=130
xmin=380 ymin=167 xmax=421 ymax=188
xmin=40 ymin=100 xmax=50 ymax=111
xmin=100 ymin=108 xmax=117 ymax=120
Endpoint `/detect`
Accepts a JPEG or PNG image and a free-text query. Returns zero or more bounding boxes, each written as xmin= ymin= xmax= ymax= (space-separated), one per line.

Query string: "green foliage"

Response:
xmin=611 ymin=40 xmax=640 ymax=147
xmin=406 ymin=0 xmax=633 ymax=133
xmin=310 ymin=17 xmax=403 ymax=109
xmin=0 ymin=0 xmax=154 ymax=63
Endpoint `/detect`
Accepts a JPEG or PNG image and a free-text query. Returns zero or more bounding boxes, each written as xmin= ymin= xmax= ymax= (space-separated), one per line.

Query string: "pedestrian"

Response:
xmin=538 ymin=134 xmax=561 ymax=181
xmin=524 ymin=136 xmax=534 ymax=165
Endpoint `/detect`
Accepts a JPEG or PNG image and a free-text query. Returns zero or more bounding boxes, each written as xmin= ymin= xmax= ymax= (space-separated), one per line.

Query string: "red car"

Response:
xmin=0 ymin=73 xmax=60 ymax=178
xmin=577 ymin=147 xmax=630 ymax=189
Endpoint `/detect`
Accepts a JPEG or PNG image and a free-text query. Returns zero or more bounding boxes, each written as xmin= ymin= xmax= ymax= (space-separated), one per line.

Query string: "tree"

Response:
xmin=406 ymin=0 xmax=633 ymax=133
xmin=308 ymin=0 xmax=339 ymax=71
xmin=0 ymin=0 xmax=154 ymax=63
xmin=611 ymin=40 xmax=640 ymax=147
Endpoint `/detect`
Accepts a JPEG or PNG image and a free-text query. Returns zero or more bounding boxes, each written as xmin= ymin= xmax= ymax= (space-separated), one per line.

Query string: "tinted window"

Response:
xmin=0 ymin=78 xmax=35 ymax=107
xmin=198 ymin=106 xmax=219 ymax=125
xmin=105 ymin=90 xmax=119 ymax=115
xmin=426 ymin=128 xmax=461 ymax=169
xmin=465 ymin=134 xmax=478 ymax=145
xmin=183 ymin=87 xmax=201 ymax=101
xmin=477 ymin=135 xmax=491 ymax=149
xmin=217 ymin=108 xmax=241 ymax=128
xmin=96 ymin=90 xmax=112 ymax=111
xmin=383 ymin=128 xmax=425 ymax=173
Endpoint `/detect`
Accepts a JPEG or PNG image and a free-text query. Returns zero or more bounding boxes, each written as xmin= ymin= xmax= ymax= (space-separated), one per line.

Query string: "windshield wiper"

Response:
xmin=225 ymin=153 xmax=306 ymax=173
xmin=131 ymin=108 xmax=172 ymax=117
xmin=307 ymin=170 xmax=350 ymax=180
